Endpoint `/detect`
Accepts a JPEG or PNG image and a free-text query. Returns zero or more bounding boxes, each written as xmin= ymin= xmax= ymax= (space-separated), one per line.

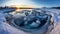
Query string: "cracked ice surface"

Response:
xmin=0 ymin=8 xmax=60 ymax=34
xmin=0 ymin=13 xmax=28 ymax=34
xmin=41 ymin=8 xmax=60 ymax=34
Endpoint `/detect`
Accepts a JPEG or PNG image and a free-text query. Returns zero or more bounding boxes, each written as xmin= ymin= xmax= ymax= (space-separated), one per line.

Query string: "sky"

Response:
xmin=0 ymin=0 xmax=60 ymax=7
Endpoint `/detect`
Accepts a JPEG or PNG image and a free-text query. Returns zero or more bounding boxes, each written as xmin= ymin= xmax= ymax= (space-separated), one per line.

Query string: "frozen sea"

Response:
xmin=0 ymin=8 xmax=60 ymax=34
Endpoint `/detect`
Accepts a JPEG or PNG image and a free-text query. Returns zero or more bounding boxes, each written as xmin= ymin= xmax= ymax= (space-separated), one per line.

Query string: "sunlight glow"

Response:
xmin=3 ymin=0 xmax=42 ymax=8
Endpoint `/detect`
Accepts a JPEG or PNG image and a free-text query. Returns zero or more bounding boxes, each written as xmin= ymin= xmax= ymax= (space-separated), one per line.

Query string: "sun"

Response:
xmin=11 ymin=4 xmax=35 ymax=12
xmin=11 ymin=4 xmax=34 ymax=8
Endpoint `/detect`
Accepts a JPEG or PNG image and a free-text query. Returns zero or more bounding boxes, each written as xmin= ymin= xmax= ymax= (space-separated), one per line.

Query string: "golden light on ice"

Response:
xmin=12 ymin=5 xmax=34 ymax=8
xmin=11 ymin=5 xmax=34 ymax=12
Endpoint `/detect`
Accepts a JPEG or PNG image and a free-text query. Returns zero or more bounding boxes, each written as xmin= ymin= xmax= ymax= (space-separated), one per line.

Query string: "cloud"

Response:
xmin=2 ymin=0 xmax=42 ymax=8
xmin=0 ymin=0 xmax=9 ymax=6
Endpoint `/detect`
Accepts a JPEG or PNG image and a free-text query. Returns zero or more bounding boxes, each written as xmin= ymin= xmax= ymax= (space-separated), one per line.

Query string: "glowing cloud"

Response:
xmin=3 ymin=0 xmax=42 ymax=8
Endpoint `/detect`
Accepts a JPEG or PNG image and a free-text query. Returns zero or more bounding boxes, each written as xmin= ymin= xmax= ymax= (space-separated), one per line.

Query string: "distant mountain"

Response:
xmin=0 ymin=6 xmax=16 ymax=13
xmin=51 ymin=7 xmax=60 ymax=9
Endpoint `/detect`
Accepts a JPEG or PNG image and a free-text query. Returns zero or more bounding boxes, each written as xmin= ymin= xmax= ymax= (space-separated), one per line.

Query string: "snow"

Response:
xmin=0 ymin=8 xmax=60 ymax=34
